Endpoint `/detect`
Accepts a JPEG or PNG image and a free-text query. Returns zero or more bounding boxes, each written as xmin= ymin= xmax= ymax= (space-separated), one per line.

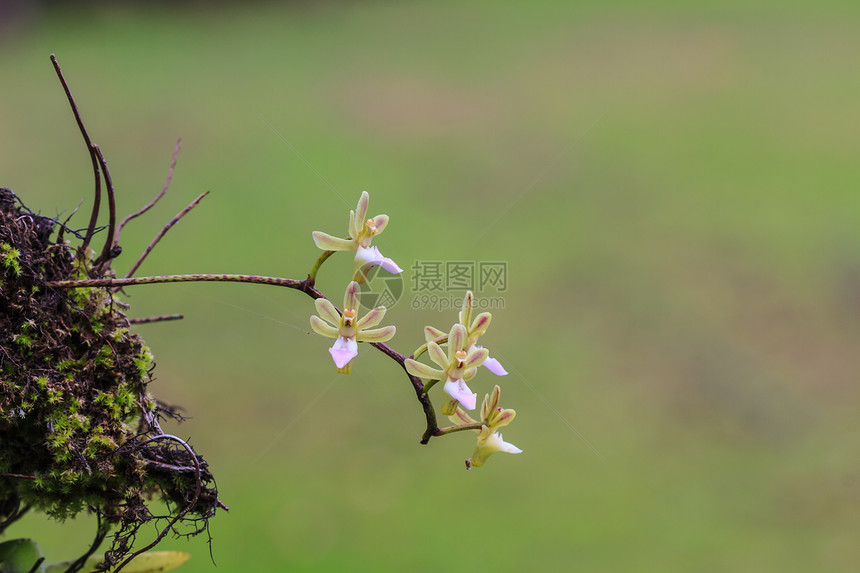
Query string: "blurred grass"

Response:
xmin=2 ymin=1 xmax=860 ymax=571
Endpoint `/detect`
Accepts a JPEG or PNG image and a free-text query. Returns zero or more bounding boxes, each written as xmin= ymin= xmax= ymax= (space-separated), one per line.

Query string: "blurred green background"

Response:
xmin=2 ymin=1 xmax=860 ymax=571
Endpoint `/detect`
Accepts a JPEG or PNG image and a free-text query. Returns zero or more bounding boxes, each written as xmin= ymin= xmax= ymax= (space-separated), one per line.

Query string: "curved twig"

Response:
xmin=114 ymin=139 xmax=181 ymax=247
xmin=50 ymin=54 xmax=102 ymax=252
xmin=111 ymin=434 xmax=201 ymax=573
xmin=56 ymin=197 xmax=85 ymax=244
xmin=93 ymin=144 xmax=118 ymax=270
xmin=370 ymin=341 xmax=440 ymax=443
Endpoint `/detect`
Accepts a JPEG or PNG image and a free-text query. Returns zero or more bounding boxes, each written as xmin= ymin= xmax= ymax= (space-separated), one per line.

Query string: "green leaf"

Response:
xmin=0 ymin=538 xmax=44 ymax=573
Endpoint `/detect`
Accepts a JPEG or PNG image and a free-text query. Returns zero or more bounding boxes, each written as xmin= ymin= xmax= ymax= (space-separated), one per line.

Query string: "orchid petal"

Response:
xmin=405 ymin=359 xmax=444 ymax=380
xmin=427 ymin=341 xmax=448 ymax=370
xmin=440 ymin=394 xmax=459 ymax=416
xmin=469 ymin=312 xmax=492 ymax=339
xmin=448 ymin=324 xmax=468 ymax=362
xmin=343 ymin=281 xmax=360 ymax=311
xmin=483 ymin=355 xmax=508 ymax=376
xmin=444 ymin=378 xmax=477 ymax=411
xmin=448 ymin=407 xmax=479 ymax=428
xmin=464 ymin=347 xmax=488 ymax=369
xmin=310 ymin=315 xmax=339 ymax=338
xmin=458 ymin=291 xmax=474 ymax=327
xmin=355 ymin=191 xmax=369 ymax=226
xmin=371 ymin=214 xmax=389 ymax=235
xmin=349 ymin=209 xmax=359 ymax=240
xmin=490 ymin=408 xmax=516 ymax=430
xmin=377 ymin=253 xmax=403 ymax=274
xmin=469 ymin=431 xmax=522 ymax=468
xmin=314 ymin=298 xmax=341 ymax=327
xmin=355 ymin=325 xmax=396 ymax=343
xmin=482 ymin=386 xmax=500 ymax=420
xmin=424 ymin=325 xmax=446 ymax=343
xmin=354 ymin=246 xmax=403 ymax=276
xmin=353 ymin=246 xmax=376 ymax=276
xmin=495 ymin=432 xmax=523 ymax=454
xmin=487 ymin=385 xmax=501 ymax=414
xmin=356 ymin=306 xmax=386 ymax=330
xmin=329 ymin=337 xmax=358 ymax=369
xmin=312 ymin=231 xmax=354 ymax=252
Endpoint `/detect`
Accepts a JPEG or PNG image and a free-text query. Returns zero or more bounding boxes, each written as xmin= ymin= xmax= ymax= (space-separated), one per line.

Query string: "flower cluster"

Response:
xmin=309 ymin=192 xmax=521 ymax=468
xmin=406 ymin=290 xmax=521 ymax=466
xmin=310 ymin=192 xmax=401 ymax=372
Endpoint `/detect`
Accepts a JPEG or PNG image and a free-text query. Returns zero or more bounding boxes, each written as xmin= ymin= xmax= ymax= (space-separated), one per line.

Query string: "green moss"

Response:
xmin=112 ymin=327 xmax=129 ymax=342
xmin=86 ymin=433 xmax=117 ymax=458
xmin=95 ymin=345 xmax=115 ymax=369
xmin=56 ymin=358 xmax=75 ymax=372
xmin=1 ymin=242 xmax=21 ymax=276
xmin=1 ymin=188 xmax=219 ymax=560
xmin=47 ymin=389 xmax=62 ymax=404
xmin=134 ymin=347 xmax=154 ymax=378
xmin=13 ymin=332 xmax=33 ymax=349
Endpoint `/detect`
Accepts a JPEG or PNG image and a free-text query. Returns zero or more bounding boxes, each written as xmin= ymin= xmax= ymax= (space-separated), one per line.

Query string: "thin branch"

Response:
xmin=371 ymin=341 xmax=439 ymax=443
xmin=50 ymin=54 xmax=102 ymax=251
xmin=46 ymin=266 xmax=442 ymax=443
xmin=56 ymin=197 xmax=85 ymax=243
xmin=48 ymin=273 xmax=310 ymax=292
xmin=122 ymin=191 xmax=210 ymax=281
xmin=128 ymin=314 xmax=184 ymax=325
xmin=93 ymin=143 xmax=118 ymax=269
xmin=144 ymin=459 xmax=198 ymax=474
xmin=45 ymin=268 xmax=442 ymax=441
xmin=115 ymin=139 xmax=181 ymax=246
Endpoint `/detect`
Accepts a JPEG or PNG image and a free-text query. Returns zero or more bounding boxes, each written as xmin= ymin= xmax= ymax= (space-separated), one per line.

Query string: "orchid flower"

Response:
xmin=449 ymin=385 xmax=522 ymax=469
xmin=424 ymin=291 xmax=508 ymax=376
xmin=312 ymin=191 xmax=403 ymax=281
xmin=310 ymin=281 xmax=396 ymax=373
xmin=405 ymin=323 xmax=487 ymax=412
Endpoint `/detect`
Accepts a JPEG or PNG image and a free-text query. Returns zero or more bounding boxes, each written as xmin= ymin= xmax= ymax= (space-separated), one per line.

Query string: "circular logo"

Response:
xmin=356 ymin=264 xmax=404 ymax=310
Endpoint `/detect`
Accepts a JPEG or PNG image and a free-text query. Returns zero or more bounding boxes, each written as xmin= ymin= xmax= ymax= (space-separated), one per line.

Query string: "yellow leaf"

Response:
xmin=45 ymin=551 xmax=190 ymax=573
xmin=113 ymin=551 xmax=191 ymax=573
